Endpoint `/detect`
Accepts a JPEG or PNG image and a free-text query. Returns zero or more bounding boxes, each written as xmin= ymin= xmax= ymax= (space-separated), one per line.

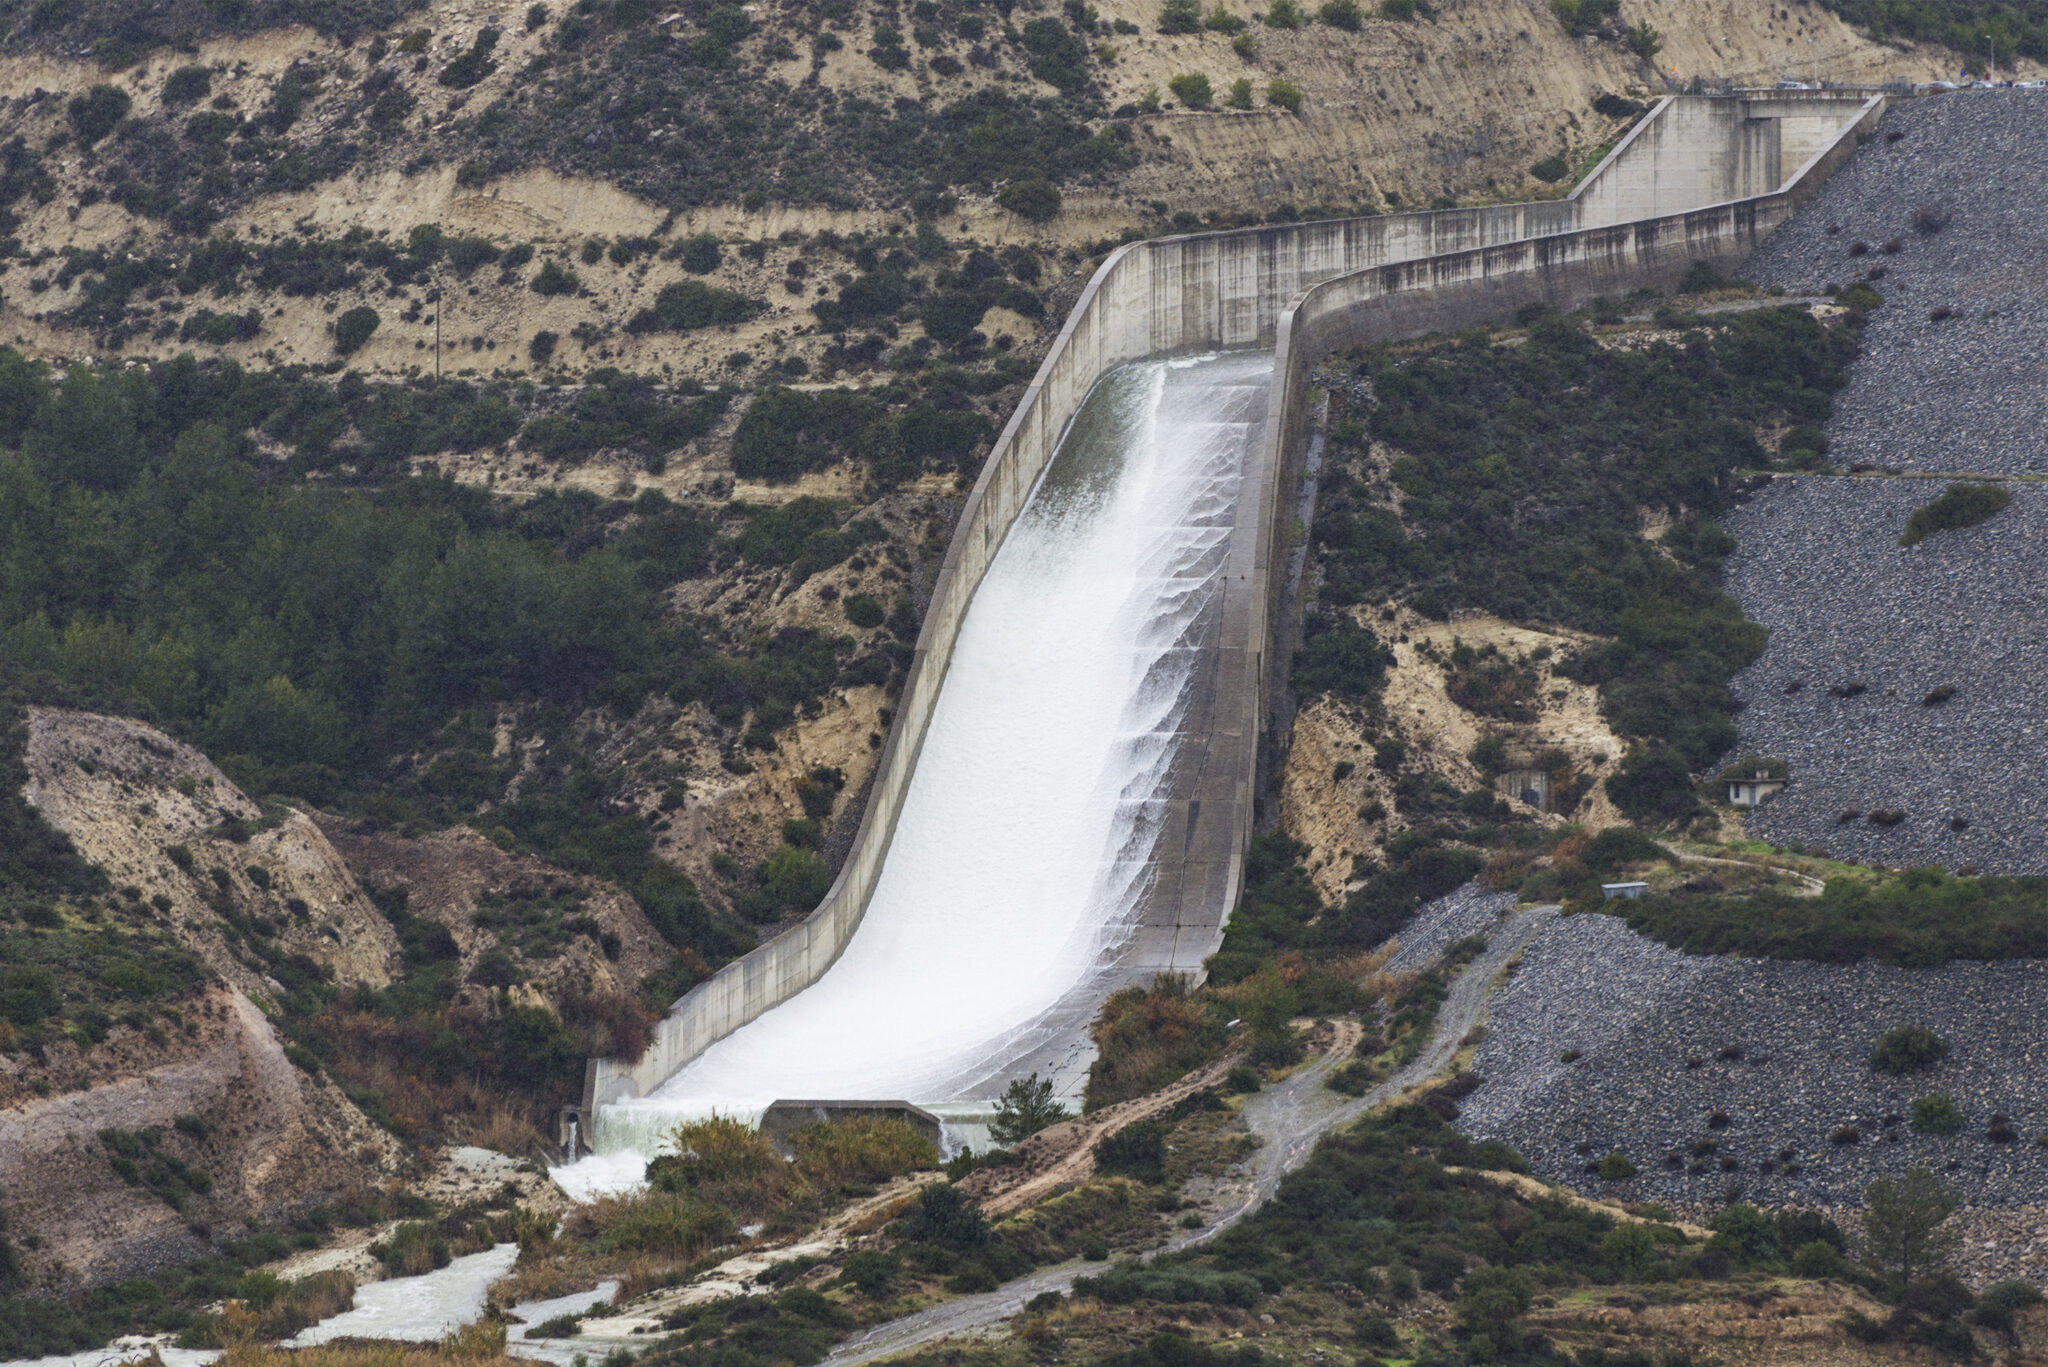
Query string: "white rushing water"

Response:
xmin=505 ymin=1280 xmax=622 ymax=1364
xmin=283 ymin=1242 xmax=520 ymax=1346
xmin=0 ymin=1245 xmax=532 ymax=1367
xmin=558 ymin=352 xmax=1271 ymax=1198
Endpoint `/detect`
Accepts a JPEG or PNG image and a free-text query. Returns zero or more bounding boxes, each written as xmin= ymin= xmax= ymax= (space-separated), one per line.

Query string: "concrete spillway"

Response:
xmin=560 ymin=352 xmax=1270 ymax=1195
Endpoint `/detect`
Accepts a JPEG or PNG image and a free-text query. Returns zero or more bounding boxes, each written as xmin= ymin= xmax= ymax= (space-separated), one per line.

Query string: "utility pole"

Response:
xmin=433 ymin=264 xmax=442 ymax=380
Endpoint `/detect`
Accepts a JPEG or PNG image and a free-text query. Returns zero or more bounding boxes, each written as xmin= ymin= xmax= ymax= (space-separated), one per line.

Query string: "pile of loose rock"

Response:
xmin=1387 ymin=883 xmax=1519 ymax=974
xmin=1720 ymin=477 xmax=2048 ymax=869
xmin=1721 ymin=90 xmax=2048 ymax=874
xmin=1455 ymin=911 xmax=2048 ymax=1207
xmin=1743 ymin=90 xmax=2048 ymax=475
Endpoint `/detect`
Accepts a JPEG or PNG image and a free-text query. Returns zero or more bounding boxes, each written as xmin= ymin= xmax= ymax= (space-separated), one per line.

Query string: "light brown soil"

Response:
xmin=23 ymin=707 xmax=401 ymax=998
xmin=1279 ymin=607 xmax=1629 ymax=903
xmin=0 ymin=985 xmax=398 ymax=1289
xmin=0 ymin=0 xmax=2010 ymax=393
xmin=316 ymin=822 xmax=674 ymax=1006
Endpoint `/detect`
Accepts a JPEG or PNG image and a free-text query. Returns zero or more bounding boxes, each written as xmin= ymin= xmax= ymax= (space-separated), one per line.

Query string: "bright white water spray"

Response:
xmin=558 ymin=352 xmax=1271 ymax=1198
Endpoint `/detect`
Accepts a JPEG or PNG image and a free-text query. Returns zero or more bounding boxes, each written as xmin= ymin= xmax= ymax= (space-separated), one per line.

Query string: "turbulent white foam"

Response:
xmin=564 ymin=352 xmax=1270 ymax=1183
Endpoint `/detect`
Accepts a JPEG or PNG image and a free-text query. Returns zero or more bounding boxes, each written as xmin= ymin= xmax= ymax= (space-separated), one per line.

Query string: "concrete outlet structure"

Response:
xmin=584 ymin=90 xmax=1884 ymax=1118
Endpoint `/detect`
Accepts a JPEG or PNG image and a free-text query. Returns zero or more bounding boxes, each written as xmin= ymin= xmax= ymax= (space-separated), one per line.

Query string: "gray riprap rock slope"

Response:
xmin=1744 ymin=89 xmax=2048 ymax=475
xmin=1388 ymin=883 xmax=1520 ymax=973
xmin=1720 ymin=476 xmax=2048 ymax=871
xmin=1457 ymin=912 xmax=2048 ymax=1206
xmin=1721 ymin=89 xmax=2048 ymax=872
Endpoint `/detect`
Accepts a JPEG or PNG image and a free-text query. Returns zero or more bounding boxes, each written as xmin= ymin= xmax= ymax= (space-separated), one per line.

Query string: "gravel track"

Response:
xmin=820 ymin=908 xmax=1553 ymax=1367
xmin=1719 ymin=475 xmax=2048 ymax=872
xmin=1742 ymin=89 xmax=2048 ymax=475
xmin=1457 ymin=912 xmax=2048 ymax=1207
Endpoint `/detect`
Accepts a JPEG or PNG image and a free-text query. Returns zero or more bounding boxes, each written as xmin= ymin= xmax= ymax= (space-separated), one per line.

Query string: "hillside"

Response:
xmin=0 ymin=0 xmax=2030 ymax=1354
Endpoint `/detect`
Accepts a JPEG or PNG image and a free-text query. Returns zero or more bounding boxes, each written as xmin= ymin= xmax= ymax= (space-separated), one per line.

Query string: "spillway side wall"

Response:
xmin=583 ymin=93 xmax=1878 ymax=1113
xmin=1255 ymin=94 xmax=1886 ymax=757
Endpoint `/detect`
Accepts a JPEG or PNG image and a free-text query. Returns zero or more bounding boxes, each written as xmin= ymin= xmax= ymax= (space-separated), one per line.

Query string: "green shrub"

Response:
xmin=1870 ymin=1024 xmax=1948 ymax=1075
xmin=1204 ymin=6 xmax=1246 ymax=31
xmin=1900 ymin=481 xmax=2011 ymax=546
xmin=1159 ymin=0 xmax=1203 ymax=32
xmin=842 ymin=593 xmax=886 ymax=628
xmin=1075 ymin=1264 xmax=1263 ymax=1306
xmin=1094 ymin=1119 xmax=1168 ymax=1182
xmin=1264 ymin=0 xmax=1302 ymax=23
xmin=626 ymin=280 xmax=756 ymax=333
xmin=69 ymin=85 xmax=131 ymax=144
xmin=1598 ymin=1151 xmax=1636 ymax=1180
xmin=1911 ymin=1093 xmax=1965 ymax=1135
xmin=1617 ymin=866 xmax=2048 ymax=967
xmin=998 ymin=178 xmax=1063 ymax=222
xmin=1582 ymin=825 xmax=1670 ymax=872
xmin=596 ymin=1193 xmax=736 ymax=1256
xmin=1792 ymin=1240 xmax=1845 ymax=1277
xmin=438 ymin=27 xmax=501 ymax=88
xmin=1290 ymin=621 xmax=1389 ymax=697
xmin=904 ymin=1182 xmax=988 ymax=1246
xmin=333 ymin=307 xmax=380 ymax=356
xmin=1975 ymin=1280 xmax=2045 ymax=1335
xmin=1225 ymin=77 xmax=1253 ymax=109
xmin=1531 ymin=153 xmax=1572 ymax=183
xmin=675 ymin=234 xmax=724 ymax=274
xmin=531 ymin=259 xmax=580 ymax=295
xmin=1604 ymin=748 xmax=1699 ymax=825
xmin=1265 ymin=79 xmax=1302 ymax=112
xmin=163 ymin=67 xmax=212 ymax=105
xmin=1021 ymin=18 xmax=1091 ymax=92
xmin=1318 ymin=0 xmax=1363 ymax=28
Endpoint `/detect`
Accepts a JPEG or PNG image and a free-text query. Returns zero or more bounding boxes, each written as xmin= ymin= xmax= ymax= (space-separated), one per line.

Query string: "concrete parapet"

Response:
xmin=584 ymin=92 xmax=1882 ymax=1116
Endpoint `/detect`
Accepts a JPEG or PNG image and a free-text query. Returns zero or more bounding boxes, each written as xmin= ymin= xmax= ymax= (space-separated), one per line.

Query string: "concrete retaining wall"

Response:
xmin=584 ymin=92 xmax=1882 ymax=1114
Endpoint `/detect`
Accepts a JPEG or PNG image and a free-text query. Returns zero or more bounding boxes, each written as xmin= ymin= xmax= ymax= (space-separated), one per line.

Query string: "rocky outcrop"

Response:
xmin=22 ymin=707 xmax=400 ymax=1000
xmin=0 ymin=986 xmax=396 ymax=1289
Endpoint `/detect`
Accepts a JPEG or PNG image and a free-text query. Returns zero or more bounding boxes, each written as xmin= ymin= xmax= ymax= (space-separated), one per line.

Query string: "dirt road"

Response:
xmin=819 ymin=907 xmax=1556 ymax=1367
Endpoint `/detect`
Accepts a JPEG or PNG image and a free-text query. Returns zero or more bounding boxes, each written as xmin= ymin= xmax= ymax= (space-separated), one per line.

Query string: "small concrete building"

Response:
xmin=1719 ymin=757 xmax=1789 ymax=807
xmin=1601 ymin=882 xmax=1649 ymax=900
xmin=1728 ymin=769 xmax=1788 ymax=807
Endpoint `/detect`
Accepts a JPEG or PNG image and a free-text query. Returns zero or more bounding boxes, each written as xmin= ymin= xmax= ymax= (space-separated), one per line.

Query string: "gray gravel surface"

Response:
xmin=1388 ymin=883 xmax=1520 ymax=973
xmin=1743 ymin=90 xmax=2048 ymax=475
xmin=1458 ymin=912 xmax=2048 ymax=1206
xmin=1719 ymin=475 xmax=2048 ymax=872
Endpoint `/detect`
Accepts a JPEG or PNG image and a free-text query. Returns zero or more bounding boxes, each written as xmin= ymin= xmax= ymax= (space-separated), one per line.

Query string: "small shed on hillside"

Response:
xmin=1718 ymin=756 xmax=1790 ymax=808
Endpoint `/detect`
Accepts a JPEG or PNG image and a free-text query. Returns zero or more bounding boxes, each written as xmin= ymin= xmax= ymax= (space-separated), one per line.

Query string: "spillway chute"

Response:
xmin=555 ymin=351 xmax=1273 ymax=1194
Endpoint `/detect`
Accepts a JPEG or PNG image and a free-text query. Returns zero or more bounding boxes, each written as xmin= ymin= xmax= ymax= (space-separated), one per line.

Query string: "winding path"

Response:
xmin=819 ymin=906 xmax=1555 ymax=1367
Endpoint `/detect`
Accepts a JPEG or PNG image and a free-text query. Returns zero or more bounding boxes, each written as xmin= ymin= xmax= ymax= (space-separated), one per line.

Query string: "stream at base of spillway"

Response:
xmin=556 ymin=351 xmax=1273 ymax=1199
xmin=0 ymin=1246 xmax=615 ymax=1367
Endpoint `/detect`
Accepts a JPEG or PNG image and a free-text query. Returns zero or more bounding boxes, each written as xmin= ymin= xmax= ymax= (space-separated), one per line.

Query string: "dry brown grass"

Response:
xmin=1084 ymin=976 xmax=1222 ymax=1111
xmin=638 ymin=1114 xmax=938 ymax=1227
xmin=487 ymin=1256 xmax=591 ymax=1306
xmin=615 ymin=1253 xmax=696 ymax=1299
xmin=206 ymin=1333 xmax=526 ymax=1367
xmin=459 ymin=1107 xmax=547 ymax=1160
xmin=179 ymin=1272 xmax=360 ymax=1348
